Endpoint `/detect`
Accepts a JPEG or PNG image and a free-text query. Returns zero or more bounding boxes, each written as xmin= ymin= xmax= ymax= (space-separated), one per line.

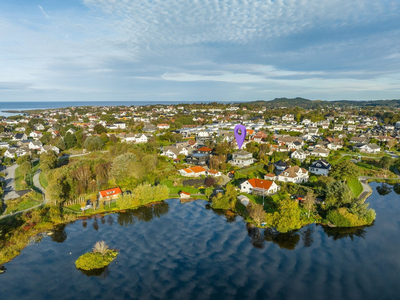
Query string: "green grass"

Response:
xmin=14 ymin=166 xmax=28 ymax=191
xmin=347 ymin=177 xmax=363 ymax=198
xmin=39 ymin=172 xmax=48 ymax=189
xmin=161 ymin=180 xmax=201 ymax=194
xmin=236 ymin=164 xmax=265 ymax=175
xmin=4 ymin=191 xmax=42 ymax=214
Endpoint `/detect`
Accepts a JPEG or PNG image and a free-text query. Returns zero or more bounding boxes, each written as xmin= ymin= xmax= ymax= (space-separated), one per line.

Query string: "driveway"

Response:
xmin=3 ymin=164 xmax=20 ymax=201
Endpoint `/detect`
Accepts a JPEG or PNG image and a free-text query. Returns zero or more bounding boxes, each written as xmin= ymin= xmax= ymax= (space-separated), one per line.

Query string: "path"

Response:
xmin=0 ymin=169 xmax=48 ymax=220
xmin=3 ymin=164 xmax=20 ymax=201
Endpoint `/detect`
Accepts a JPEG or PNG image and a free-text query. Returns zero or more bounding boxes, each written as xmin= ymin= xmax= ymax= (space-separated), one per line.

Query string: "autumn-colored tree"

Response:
xmin=247 ymin=203 xmax=266 ymax=226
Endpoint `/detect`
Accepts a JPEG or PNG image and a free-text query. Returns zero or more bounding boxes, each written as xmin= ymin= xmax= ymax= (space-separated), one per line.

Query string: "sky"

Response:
xmin=1 ymin=0 xmax=400 ymax=103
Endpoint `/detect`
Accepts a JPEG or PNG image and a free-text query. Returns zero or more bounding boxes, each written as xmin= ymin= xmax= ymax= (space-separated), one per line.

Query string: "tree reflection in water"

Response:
xmin=246 ymin=224 xmax=301 ymax=250
xmin=301 ymin=225 xmax=314 ymax=247
xmin=376 ymin=183 xmax=392 ymax=196
xmin=393 ymin=183 xmax=400 ymax=195
xmin=117 ymin=202 xmax=170 ymax=227
xmin=50 ymin=224 xmax=68 ymax=243
xmin=322 ymin=224 xmax=370 ymax=241
xmin=92 ymin=217 xmax=99 ymax=231
xmin=107 ymin=215 xmax=114 ymax=226
xmin=79 ymin=266 xmax=110 ymax=279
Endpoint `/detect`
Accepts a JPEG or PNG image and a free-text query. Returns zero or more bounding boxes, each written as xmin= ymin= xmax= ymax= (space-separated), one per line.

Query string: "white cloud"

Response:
xmin=38 ymin=5 xmax=50 ymax=19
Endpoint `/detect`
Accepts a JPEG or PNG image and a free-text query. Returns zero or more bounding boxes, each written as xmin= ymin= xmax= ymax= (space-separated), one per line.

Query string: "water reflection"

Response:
xmin=50 ymin=225 xmax=68 ymax=243
xmin=116 ymin=202 xmax=169 ymax=226
xmin=393 ymin=183 xmax=400 ymax=195
xmin=376 ymin=182 xmax=392 ymax=196
xmin=246 ymin=224 xmax=302 ymax=250
xmin=301 ymin=225 xmax=314 ymax=247
xmin=78 ymin=266 xmax=110 ymax=279
xmin=322 ymin=225 xmax=370 ymax=241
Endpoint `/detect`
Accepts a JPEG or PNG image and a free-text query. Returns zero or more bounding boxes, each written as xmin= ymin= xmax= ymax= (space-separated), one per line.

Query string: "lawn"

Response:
xmin=4 ymin=192 xmax=42 ymax=214
xmin=161 ymin=180 xmax=201 ymax=194
xmin=39 ymin=172 xmax=48 ymax=189
xmin=236 ymin=164 xmax=265 ymax=175
xmin=347 ymin=177 xmax=363 ymax=198
xmin=14 ymin=166 xmax=28 ymax=191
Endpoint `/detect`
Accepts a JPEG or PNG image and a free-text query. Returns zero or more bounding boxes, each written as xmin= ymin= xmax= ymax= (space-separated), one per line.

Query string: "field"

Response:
xmin=347 ymin=177 xmax=363 ymax=198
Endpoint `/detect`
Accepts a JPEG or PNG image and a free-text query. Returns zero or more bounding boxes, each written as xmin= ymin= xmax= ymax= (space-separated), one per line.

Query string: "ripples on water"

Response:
xmin=1 ymin=182 xmax=400 ymax=300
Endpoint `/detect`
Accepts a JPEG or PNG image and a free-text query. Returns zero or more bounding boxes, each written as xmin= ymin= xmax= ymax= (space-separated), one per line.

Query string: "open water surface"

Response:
xmin=1 ymin=182 xmax=400 ymax=300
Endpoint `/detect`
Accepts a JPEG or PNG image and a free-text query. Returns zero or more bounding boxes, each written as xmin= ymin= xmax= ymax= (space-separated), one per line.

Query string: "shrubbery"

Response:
xmin=75 ymin=241 xmax=118 ymax=271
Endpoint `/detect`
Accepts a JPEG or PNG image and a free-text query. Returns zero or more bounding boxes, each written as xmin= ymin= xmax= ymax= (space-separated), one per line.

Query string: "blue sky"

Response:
xmin=1 ymin=0 xmax=400 ymax=102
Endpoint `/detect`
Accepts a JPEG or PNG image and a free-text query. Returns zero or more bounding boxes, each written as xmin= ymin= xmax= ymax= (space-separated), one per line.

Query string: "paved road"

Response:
xmin=3 ymin=164 xmax=20 ymax=201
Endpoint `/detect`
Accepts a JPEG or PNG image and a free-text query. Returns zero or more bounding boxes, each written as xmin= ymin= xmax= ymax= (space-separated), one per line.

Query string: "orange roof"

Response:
xmin=208 ymin=169 xmax=219 ymax=174
xmin=99 ymin=187 xmax=122 ymax=198
xmin=182 ymin=166 xmax=206 ymax=173
xmin=247 ymin=178 xmax=274 ymax=190
xmin=197 ymin=147 xmax=212 ymax=152
xmin=157 ymin=123 xmax=169 ymax=126
xmin=246 ymin=129 xmax=254 ymax=135
xmin=180 ymin=191 xmax=191 ymax=195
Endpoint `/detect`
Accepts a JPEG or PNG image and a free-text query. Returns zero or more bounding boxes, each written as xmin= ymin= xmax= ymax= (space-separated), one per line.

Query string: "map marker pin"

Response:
xmin=234 ymin=124 xmax=246 ymax=149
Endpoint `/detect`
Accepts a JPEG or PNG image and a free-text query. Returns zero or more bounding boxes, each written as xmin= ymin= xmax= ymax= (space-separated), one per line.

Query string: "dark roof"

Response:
xmin=310 ymin=159 xmax=331 ymax=169
xmin=274 ymin=160 xmax=288 ymax=167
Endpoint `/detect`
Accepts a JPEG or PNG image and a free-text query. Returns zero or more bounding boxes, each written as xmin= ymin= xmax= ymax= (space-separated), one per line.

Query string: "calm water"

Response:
xmin=1 ymin=182 xmax=400 ymax=300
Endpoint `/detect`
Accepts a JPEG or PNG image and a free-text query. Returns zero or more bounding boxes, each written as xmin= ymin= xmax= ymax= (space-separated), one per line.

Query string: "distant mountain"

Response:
xmin=244 ymin=98 xmax=400 ymax=108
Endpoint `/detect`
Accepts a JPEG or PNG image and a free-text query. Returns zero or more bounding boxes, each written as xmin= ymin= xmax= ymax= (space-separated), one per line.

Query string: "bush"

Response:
xmin=326 ymin=209 xmax=351 ymax=227
xmin=75 ymin=251 xmax=118 ymax=271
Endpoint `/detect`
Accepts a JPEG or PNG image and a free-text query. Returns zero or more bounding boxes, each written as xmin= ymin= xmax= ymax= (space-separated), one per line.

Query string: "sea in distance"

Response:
xmin=1 ymin=182 xmax=400 ymax=300
xmin=0 ymin=100 xmax=237 ymax=117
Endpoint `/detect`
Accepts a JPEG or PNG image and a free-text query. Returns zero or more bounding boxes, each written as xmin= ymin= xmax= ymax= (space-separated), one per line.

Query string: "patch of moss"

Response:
xmin=75 ymin=250 xmax=118 ymax=271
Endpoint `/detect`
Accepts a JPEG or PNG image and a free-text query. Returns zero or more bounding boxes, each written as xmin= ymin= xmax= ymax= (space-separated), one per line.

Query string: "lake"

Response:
xmin=1 ymin=182 xmax=400 ymax=300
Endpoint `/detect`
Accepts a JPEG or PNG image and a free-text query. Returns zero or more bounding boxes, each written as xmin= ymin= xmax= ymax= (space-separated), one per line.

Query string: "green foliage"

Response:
xmin=65 ymin=133 xmax=77 ymax=149
xmin=326 ymin=209 xmax=351 ymax=227
xmin=93 ymin=124 xmax=107 ymax=135
xmin=325 ymin=181 xmax=354 ymax=208
xmin=379 ymin=156 xmax=393 ymax=170
xmin=116 ymin=184 xmax=169 ymax=209
xmin=330 ymin=161 xmax=360 ymax=180
xmin=211 ymin=184 xmax=237 ymax=210
xmin=347 ymin=177 xmax=363 ymax=198
xmin=40 ymin=151 xmax=58 ymax=172
xmin=272 ymin=198 xmax=302 ymax=233
xmin=75 ymin=250 xmax=118 ymax=271
xmin=84 ymin=136 xmax=105 ymax=151
xmin=326 ymin=207 xmax=374 ymax=227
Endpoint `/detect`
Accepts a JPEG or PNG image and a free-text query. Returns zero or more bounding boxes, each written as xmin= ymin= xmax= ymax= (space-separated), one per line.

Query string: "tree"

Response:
xmin=56 ymin=138 xmax=66 ymax=151
xmin=65 ymin=133 xmax=77 ymax=149
xmin=303 ymin=191 xmax=316 ymax=218
xmin=93 ymin=124 xmax=107 ymax=135
xmin=204 ymin=188 xmax=213 ymax=201
xmin=19 ymin=161 xmax=31 ymax=182
xmin=40 ymin=151 xmax=58 ymax=172
xmin=110 ymin=153 xmax=137 ymax=182
xmin=247 ymin=203 xmax=266 ymax=226
xmin=379 ymin=156 xmax=393 ymax=170
xmin=16 ymin=154 xmax=31 ymax=165
xmin=84 ymin=136 xmax=105 ymax=151
xmin=273 ymin=198 xmax=302 ymax=233
xmin=325 ymin=181 xmax=353 ymax=208
xmin=330 ymin=161 xmax=360 ymax=180
xmin=100 ymin=132 xmax=109 ymax=144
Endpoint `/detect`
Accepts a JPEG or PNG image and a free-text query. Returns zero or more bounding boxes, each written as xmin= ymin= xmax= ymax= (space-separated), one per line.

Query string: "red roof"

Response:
xmin=247 ymin=178 xmax=274 ymax=190
xmin=197 ymin=147 xmax=212 ymax=152
xmin=208 ymin=169 xmax=219 ymax=174
xmin=182 ymin=166 xmax=207 ymax=173
xmin=180 ymin=191 xmax=191 ymax=195
xmin=99 ymin=187 xmax=122 ymax=198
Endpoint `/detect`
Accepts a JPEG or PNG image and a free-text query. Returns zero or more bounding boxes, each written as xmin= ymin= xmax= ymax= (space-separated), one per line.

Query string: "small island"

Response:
xmin=75 ymin=241 xmax=118 ymax=271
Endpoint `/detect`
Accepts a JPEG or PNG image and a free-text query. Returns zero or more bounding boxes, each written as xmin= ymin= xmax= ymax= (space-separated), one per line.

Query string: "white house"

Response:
xmin=239 ymin=178 xmax=280 ymax=195
xmin=113 ymin=122 xmax=126 ymax=129
xmin=39 ymin=145 xmax=60 ymax=154
xmin=356 ymin=143 xmax=381 ymax=154
xmin=274 ymin=166 xmax=309 ymax=183
xmin=28 ymin=141 xmax=43 ymax=150
xmin=161 ymin=145 xmax=189 ymax=159
xmin=0 ymin=142 xmax=9 ymax=149
xmin=178 ymin=166 xmax=207 ymax=177
xmin=207 ymin=169 xmax=222 ymax=177
xmin=229 ymin=149 xmax=254 ymax=166
xmin=310 ymin=148 xmax=330 ymax=158
xmin=134 ymin=134 xmax=148 ymax=143
xmin=29 ymin=131 xmax=43 ymax=140
xmin=157 ymin=124 xmax=170 ymax=130
xmin=309 ymin=159 xmax=331 ymax=176
xmin=291 ymin=149 xmax=308 ymax=161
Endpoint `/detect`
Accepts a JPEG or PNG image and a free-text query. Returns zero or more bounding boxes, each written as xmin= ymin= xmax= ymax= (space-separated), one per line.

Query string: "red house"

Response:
xmin=98 ymin=187 xmax=122 ymax=202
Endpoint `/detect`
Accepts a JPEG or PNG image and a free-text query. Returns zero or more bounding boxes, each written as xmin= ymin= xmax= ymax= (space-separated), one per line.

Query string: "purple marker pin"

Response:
xmin=234 ymin=124 xmax=246 ymax=149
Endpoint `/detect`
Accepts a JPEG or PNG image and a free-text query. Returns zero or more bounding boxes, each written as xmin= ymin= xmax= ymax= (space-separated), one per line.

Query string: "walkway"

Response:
xmin=3 ymin=164 xmax=20 ymax=201
xmin=0 ymin=169 xmax=47 ymax=220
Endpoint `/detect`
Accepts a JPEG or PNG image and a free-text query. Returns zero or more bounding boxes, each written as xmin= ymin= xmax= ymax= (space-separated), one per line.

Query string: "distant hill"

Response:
xmin=244 ymin=98 xmax=400 ymax=108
